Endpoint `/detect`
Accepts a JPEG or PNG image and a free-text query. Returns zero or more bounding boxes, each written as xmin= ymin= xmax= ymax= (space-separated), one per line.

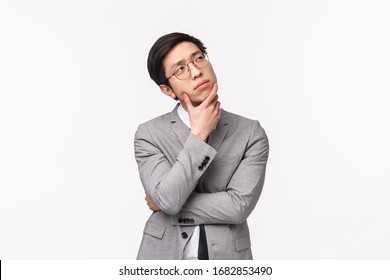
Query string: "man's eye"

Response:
xmin=196 ymin=55 xmax=205 ymax=62
xmin=175 ymin=65 xmax=186 ymax=74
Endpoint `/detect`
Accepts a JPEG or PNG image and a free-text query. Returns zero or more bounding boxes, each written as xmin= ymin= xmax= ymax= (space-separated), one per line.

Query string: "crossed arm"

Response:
xmin=136 ymin=120 xmax=269 ymax=225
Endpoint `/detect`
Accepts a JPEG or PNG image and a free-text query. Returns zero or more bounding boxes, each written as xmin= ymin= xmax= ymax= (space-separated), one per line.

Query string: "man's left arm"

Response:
xmin=171 ymin=120 xmax=269 ymax=225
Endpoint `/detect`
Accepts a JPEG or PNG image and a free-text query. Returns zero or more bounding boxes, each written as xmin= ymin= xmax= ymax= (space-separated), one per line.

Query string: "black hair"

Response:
xmin=147 ymin=32 xmax=207 ymax=87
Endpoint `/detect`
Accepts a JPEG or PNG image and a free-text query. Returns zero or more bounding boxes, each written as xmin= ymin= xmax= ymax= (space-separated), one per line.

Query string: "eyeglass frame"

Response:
xmin=165 ymin=53 xmax=210 ymax=82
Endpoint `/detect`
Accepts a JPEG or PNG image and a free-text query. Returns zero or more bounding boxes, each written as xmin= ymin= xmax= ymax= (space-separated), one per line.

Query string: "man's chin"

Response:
xmin=198 ymin=88 xmax=212 ymax=101
xmin=191 ymin=94 xmax=209 ymax=107
xmin=180 ymin=89 xmax=211 ymax=107
xmin=191 ymin=100 xmax=202 ymax=107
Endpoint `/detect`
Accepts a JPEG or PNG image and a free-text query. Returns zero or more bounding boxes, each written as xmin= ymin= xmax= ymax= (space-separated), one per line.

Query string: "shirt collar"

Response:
xmin=177 ymin=103 xmax=191 ymax=129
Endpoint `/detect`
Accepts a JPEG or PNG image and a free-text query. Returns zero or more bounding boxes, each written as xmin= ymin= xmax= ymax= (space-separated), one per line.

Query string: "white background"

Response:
xmin=0 ymin=0 xmax=389 ymax=259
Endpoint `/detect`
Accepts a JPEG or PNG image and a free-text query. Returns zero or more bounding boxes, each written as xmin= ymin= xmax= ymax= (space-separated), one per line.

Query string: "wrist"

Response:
xmin=191 ymin=130 xmax=208 ymax=142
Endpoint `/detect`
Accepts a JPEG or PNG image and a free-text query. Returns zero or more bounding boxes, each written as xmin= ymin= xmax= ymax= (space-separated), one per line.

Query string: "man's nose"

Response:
xmin=188 ymin=62 xmax=202 ymax=79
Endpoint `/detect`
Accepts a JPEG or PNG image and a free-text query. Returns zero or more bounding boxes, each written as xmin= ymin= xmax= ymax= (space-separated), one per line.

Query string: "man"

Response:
xmin=134 ymin=32 xmax=269 ymax=260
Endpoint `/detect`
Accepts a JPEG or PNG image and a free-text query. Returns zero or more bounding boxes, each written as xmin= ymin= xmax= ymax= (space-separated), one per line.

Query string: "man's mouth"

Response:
xmin=194 ymin=80 xmax=210 ymax=90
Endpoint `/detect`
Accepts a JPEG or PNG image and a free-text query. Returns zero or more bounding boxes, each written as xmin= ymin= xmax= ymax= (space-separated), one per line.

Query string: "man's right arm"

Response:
xmin=135 ymin=83 xmax=221 ymax=215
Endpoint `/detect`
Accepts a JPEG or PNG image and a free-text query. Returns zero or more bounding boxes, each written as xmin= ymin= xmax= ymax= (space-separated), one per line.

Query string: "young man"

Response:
xmin=134 ymin=32 xmax=269 ymax=260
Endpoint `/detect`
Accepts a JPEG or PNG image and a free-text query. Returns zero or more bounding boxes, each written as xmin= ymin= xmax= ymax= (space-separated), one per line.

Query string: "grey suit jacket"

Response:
xmin=134 ymin=104 xmax=269 ymax=260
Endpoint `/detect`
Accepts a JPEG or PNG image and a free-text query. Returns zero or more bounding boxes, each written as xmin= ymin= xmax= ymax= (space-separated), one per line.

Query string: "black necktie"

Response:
xmin=198 ymin=224 xmax=209 ymax=259
xmin=195 ymin=182 xmax=209 ymax=260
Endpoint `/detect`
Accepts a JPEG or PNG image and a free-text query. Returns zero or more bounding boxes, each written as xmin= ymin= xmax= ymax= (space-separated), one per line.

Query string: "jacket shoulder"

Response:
xmin=222 ymin=109 xmax=265 ymax=136
xmin=138 ymin=111 xmax=171 ymax=128
xmin=222 ymin=109 xmax=258 ymax=123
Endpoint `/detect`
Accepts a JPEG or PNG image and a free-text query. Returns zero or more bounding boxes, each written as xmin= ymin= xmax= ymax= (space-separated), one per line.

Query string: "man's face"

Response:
xmin=160 ymin=41 xmax=217 ymax=108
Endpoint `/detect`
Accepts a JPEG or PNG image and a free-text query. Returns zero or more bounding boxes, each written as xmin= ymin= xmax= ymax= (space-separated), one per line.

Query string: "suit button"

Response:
xmin=205 ymin=156 xmax=210 ymax=161
xmin=198 ymin=166 xmax=203 ymax=171
xmin=178 ymin=218 xmax=183 ymax=223
xmin=181 ymin=232 xmax=188 ymax=239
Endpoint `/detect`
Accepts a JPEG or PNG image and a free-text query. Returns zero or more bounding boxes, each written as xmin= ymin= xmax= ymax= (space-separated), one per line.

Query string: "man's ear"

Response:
xmin=159 ymin=84 xmax=177 ymax=100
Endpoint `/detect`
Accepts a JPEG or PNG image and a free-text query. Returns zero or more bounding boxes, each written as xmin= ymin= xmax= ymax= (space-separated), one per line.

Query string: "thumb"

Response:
xmin=182 ymin=93 xmax=193 ymax=111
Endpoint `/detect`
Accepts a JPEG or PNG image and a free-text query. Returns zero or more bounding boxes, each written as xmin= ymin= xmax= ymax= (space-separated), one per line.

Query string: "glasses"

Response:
xmin=166 ymin=54 xmax=209 ymax=81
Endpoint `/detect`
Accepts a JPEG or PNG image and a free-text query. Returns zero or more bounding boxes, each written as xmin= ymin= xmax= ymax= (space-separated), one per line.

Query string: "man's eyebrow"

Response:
xmin=170 ymin=50 xmax=203 ymax=69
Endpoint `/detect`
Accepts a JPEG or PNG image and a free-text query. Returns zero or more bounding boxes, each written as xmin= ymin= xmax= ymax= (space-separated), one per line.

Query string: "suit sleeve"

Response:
xmin=134 ymin=123 xmax=217 ymax=215
xmin=170 ymin=120 xmax=269 ymax=225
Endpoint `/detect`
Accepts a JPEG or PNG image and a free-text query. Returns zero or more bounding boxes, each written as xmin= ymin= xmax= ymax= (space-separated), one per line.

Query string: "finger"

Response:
xmin=182 ymin=93 xmax=194 ymax=111
xmin=207 ymin=83 xmax=218 ymax=103
xmin=202 ymin=83 xmax=218 ymax=107
xmin=214 ymin=100 xmax=221 ymax=111
xmin=216 ymin=104 xmax=222 ymax=118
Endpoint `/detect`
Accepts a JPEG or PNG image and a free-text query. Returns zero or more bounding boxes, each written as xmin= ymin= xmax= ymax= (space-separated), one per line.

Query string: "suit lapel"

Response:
xmin=169 ymin=104 xmax=190 ymax=147
xmin=169 ymin=105 xmax=229 ymax=150
xmin=207 ymin=109 xmax=229 ymax=150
